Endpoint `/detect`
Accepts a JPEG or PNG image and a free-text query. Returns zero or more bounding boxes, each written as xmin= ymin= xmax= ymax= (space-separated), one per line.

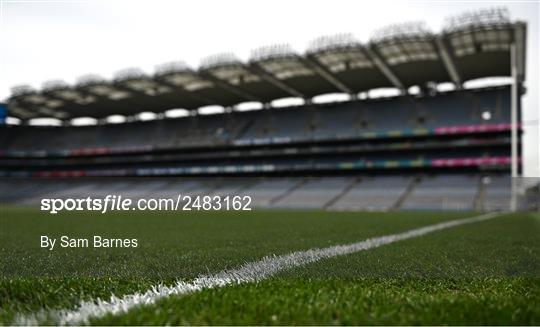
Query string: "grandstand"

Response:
xmin=0 ymin=8 xmax=528 ymax=211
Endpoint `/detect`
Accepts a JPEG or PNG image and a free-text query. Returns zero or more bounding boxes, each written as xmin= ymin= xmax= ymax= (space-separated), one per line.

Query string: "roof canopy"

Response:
xmin=7 ymin=8 xmax=526 ymax=120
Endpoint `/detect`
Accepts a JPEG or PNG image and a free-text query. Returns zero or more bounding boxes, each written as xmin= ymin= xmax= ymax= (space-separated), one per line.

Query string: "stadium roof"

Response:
xmin=6 ymin=8 xmax=527 ymax=120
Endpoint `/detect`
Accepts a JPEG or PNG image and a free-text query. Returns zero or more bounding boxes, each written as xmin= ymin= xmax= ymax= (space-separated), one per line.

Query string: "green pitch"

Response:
xmin=1 ymin=206 xmax=539 ymax=325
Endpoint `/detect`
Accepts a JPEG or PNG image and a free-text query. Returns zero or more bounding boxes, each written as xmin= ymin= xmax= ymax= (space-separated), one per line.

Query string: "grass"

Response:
xmin=94 ymin=278 xmax=540 ymax=325
xmin=1 ymin=206 xmax=539 ymax=325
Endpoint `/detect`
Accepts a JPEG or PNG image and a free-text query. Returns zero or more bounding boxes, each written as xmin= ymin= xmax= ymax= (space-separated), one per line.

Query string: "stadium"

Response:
xmin=0 ymin=4 xmax=539 ymax=326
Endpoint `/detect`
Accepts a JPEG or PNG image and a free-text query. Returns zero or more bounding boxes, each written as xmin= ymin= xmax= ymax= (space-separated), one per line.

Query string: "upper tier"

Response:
xmin=0 ymin=86 xmax=513 ymax=157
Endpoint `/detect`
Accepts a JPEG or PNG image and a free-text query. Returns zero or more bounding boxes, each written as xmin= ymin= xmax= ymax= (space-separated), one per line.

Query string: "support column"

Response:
xmin=510 ymin=43 xmax=519 ymax=212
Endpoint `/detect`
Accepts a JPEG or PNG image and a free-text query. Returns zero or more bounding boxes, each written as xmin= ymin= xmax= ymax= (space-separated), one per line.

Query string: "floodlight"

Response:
xmin=308 ymin=34 xmax=373 ymax=72
xmin=10 ymin=85 xmax=36 ymax=97
xmin=113 ymin=68 xmax=147 ymax=82
xmin=200 ymin=53 xmax=240 ymax=70
xmin=42 ymin=80 xmax=69 ymax=92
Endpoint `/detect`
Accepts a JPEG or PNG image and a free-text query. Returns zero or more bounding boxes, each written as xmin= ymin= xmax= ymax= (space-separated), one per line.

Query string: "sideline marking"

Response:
xmin=16 ymin=212 xmax=500 ymax=325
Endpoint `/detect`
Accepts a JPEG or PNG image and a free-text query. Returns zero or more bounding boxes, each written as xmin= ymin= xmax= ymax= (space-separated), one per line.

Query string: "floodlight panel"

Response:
xmin=86 ymin=84 xmax=131 ymax=100
xmin=23 ymin=94 xmax=49 ymax=105
xmin=122 ymin=78 xmax=172 ymax=96
xmin=314 ymin=49 xmax=373 ymax=72
xmin=208 ymin=65 xmax=261 ymax=85
xmin=378 ymin=40 xmax=438 ymax=65
xmin=43 ymin=99 xmax=65 ymax=108
xmin=450 ymin=27 xmax=512 ymax=57
xmin=259 ymin=58 xmax=314 ymax=80
xmin=162 ymin=72 xmax=214 ymax=91
xmin=47 ymin=89 xmax=96 ymax=105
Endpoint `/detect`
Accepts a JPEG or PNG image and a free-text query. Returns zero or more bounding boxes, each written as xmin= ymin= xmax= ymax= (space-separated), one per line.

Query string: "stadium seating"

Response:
xmin=1 ymin=174 xmax=513 ymax=211
xmin=0 ymin=87 xmax=510 ymax=154
xmin=400 ymin=174 xmax=479 ymax=211
xmin=272 ymin=177 xmax=352 ymax=209
xmin=0 ymin=85 xmax=516 ymax=211
xmin=243 ymin=178 xmax=301 ymax=207
xmin=330 ymin=176 xmax=412 ymax=211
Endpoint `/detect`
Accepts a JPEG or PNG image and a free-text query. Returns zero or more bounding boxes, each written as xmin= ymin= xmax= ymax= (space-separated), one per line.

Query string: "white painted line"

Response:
xmin=16 ymin=212 xmax=500 ymax=325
